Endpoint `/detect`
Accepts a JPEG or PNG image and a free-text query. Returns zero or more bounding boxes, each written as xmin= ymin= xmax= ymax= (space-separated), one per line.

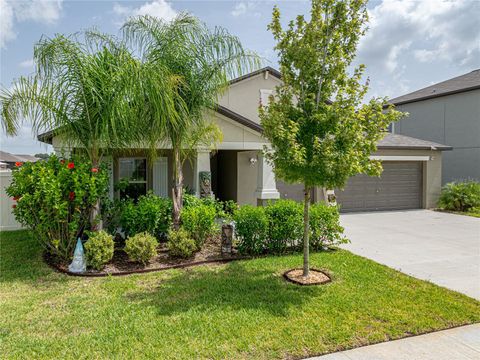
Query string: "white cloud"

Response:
xmin=0 ymin=125 xmax=52 ymax=155
xmin=19 ymin=58 xmax=34 ymax=68
xmin=356 ymin=0 xmax=480 ymax=99
xmin=0 ymin=0 xmax=15 ymax=48
xmin=231 ymin=2 xmax=260 ymax=18
xmin=113 ymin=0 xmax=177 ymax=25
xmin=0 ymin=0 xmax=63 ymax=49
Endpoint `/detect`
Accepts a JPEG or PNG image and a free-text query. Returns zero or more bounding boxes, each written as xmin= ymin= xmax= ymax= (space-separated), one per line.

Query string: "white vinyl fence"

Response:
xmin=0 ymin=170 xmax=23 ymax=231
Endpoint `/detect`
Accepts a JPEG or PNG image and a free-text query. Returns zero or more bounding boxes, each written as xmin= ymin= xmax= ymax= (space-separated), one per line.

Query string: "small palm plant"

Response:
xmin=0 ymin=30 xmax=178 ymax=229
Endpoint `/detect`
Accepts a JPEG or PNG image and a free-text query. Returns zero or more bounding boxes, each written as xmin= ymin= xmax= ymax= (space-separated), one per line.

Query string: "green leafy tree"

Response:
xmin=261 ymin=0 xmax=404 ymax=277
xmin=0 ymin=31 xmax=177 ymax=229
xmin=123 ymin=14 xmax=259 ymax=229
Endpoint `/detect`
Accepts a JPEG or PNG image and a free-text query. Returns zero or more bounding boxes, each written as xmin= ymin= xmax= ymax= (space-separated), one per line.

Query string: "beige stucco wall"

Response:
xmin=374 ymin=148 xmax=443 ymax=208
xmin=236 ymin=151 xmax=259 ymax=205
xmin=218 ymin=72 xmax=281 ymax=124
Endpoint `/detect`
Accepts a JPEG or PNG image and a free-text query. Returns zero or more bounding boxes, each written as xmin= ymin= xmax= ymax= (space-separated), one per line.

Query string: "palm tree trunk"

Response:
xmin=303 ymin=185 xmax=311 ymax=277
xmin=172 ymin=146 xmax=183 ymax=230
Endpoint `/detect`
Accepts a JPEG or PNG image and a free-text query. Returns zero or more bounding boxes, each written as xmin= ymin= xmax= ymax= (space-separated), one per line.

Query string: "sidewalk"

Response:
xmin=309 ymin=324 xmax=480 ymax=360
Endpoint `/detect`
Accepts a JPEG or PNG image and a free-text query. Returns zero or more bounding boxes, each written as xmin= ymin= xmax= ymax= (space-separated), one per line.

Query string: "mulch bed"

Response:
xmin=46 ymin=235 xmax=247 ymax=277
xmin=283 ymin=268 xmax=331 ymax=286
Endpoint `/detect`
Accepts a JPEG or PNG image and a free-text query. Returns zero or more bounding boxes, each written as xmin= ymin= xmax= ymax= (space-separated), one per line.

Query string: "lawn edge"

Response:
xmin=298 ymin=322 xmax=480 ymax=360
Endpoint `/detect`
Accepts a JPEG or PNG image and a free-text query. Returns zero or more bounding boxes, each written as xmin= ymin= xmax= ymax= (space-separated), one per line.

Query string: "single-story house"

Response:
xmin=389 ymin=69 xmax=480 ymax=184
xmin=38 ymin=67 xmax=452 ymax=212
xmin=0 ymin=151 xmax=40 ymax=169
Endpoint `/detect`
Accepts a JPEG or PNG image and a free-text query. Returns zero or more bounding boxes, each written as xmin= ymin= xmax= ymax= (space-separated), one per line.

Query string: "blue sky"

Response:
xmin=1 ymin=0 xmax=479 ymax=154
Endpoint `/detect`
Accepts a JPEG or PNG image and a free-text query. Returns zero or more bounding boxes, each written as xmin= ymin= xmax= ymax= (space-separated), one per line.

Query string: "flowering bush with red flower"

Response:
xmin=15 ymin=162 xmax=23 ymax=167
xmin=6 ymin=154 xmax=109 ymax=262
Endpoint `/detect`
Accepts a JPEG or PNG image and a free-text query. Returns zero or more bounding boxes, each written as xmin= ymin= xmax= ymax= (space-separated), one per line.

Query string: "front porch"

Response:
xmin=108 ymin=148 xmax=281 ymax=205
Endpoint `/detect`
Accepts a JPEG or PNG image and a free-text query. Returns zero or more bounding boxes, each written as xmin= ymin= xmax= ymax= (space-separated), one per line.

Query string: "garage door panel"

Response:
xmin=336 ymin=161 xmax=423 ymax=212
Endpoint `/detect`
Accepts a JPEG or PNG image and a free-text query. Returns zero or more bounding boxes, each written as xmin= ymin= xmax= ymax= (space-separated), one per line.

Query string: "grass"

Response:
xmin=436 ymin=209 xmax=480 ymax=218
xmin=1 ymin=230 xmax=479 ymax=359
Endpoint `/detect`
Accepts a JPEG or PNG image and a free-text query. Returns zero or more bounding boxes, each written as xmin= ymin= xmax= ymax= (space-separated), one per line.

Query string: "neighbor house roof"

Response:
xmin=377 ymin=133 xmax=452 ymax=150
xmin=0 ymin=151 xmax=40 ymax=163
xmin=390 ymin=69 xmax=480 ymax=105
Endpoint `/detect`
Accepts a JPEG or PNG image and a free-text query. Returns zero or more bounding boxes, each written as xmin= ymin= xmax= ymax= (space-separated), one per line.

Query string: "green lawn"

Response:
xmin=1 ymin=231 xmax=479 ymax=359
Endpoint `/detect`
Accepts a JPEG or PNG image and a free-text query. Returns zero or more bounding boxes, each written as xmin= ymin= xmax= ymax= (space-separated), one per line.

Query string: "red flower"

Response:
xmin=91 ymin=168 xmax=98 ymax=173
xmin=15 ymin=162 xmax=23 ymax=167
xmin=13 ymin=196 xmax=19 ymax=201
xmin=67 ymin=162 xmax=75 ymax=169
xmin=69 ymin=191 xmax=75 ymax=201
xmin=60 ymin=160 xmax=65 ymax=164
xmin=12 ymin=204 xmax=16 ymax=209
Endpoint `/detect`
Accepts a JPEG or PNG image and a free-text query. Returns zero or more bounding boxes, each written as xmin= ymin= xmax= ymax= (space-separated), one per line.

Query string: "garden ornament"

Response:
xmin=68 ymin=238 xmax=86 ymax=273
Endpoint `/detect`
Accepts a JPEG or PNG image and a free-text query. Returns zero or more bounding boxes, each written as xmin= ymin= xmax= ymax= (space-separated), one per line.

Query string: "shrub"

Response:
xmin=264 ymin=199 xmax=303 ymax=254
xmin=233 ymin=205 xmax=268 ymax=255
xmin=309 ymin=203 xmax=348 ymax=250
xmin=84 ymin=231 xmax=115 ymax=270
xmin=6 ymin=155 xmax=109 ymax=262
xmin=120 ymin=193 xmax=172 ymax=240
xmin=438 ymin=181 xmax=480 ymax=212
xmin=167 ymin=228 xmax=197 ymax=258
xmin=181 ymin=203 xmax=218 ymax=249
xmin=124 ymin=232 xmax=158 ymax=264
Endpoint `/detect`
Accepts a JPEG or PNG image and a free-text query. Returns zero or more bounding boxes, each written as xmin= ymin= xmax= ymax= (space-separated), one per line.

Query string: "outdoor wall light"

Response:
xmin=249 ymin=157 xmax=257 ymax=165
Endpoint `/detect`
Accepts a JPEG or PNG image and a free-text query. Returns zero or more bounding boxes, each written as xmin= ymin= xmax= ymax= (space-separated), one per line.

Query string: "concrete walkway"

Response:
xmin=340 ymin=210 xmax=480 ymax=299
xmin=310 ymin=324 xmax=480 ymax=360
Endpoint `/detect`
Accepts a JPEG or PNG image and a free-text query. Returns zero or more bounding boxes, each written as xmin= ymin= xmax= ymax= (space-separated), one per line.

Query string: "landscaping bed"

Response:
xmin=46 ymin=235 xmax=244 ymax=276
xmin=1 ymin=230 xmax=479 ymax=360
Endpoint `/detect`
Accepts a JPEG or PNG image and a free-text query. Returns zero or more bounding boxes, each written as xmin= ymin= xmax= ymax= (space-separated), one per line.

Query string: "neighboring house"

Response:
xmin=38 ymin=67 xmax=452 ymax=212
xmin=0 ymin=151 xmax=40 ymax=169
xmin=390 ymin=69 xmax=480 ymax=184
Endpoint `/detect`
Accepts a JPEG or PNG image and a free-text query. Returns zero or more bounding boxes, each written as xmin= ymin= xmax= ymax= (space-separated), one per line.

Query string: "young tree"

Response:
xmin=260 ymin=0 xmax=403 ymax=277
xmin=123 ymin=14 xmax=259 ymax=229
xmin=0 ymin=31 xmax=178 ymax=229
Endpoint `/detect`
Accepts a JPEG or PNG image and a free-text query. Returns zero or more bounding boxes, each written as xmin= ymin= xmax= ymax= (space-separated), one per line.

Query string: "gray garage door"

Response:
xmin=336 ymin=161 xmax=423 ymax=212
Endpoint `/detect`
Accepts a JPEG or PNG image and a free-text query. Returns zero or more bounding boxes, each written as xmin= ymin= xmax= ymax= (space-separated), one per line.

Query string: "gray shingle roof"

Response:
xmin=377 ymin=133 xmax=452 ymax=150
xmin=390 ymin=69 xmax=480 ymax=105
xmin=0 ymin=151 xmax=40 ymax=163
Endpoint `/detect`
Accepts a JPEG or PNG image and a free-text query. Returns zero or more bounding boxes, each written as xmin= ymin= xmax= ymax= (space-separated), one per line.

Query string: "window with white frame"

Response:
xmin=260 ymin=89 xmax=273 ymax=107
xmin=118 ymin=158 xmax=147 ymax=200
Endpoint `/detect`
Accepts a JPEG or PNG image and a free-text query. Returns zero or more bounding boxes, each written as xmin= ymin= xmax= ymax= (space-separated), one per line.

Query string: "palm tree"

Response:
xmin=0 ymin=30 xmax=179 ymax=229
xmin=123 ymin=14 xmax=260 ymax=228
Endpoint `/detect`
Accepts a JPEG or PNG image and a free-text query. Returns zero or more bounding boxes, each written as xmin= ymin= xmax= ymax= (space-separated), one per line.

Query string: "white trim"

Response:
xmin=217 ymin=141 xmax=268 ymax=150
xmin=370 ymin=155 xmax=430 ymax=161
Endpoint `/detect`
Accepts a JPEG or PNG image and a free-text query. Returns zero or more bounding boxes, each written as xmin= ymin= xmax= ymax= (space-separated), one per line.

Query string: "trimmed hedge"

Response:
xmin=181 ymin=203 xmax=218 ymax=249
xmin=120 ymin=192 xmax=172 ymax=240
xmin=234 ymin=201 xmax=346 ymax=255
xmin=124 ymin=232 xmax=158 ymax=264
xmin=168 ymin=228 xmax=197 ymax=258
xmin=84 ymin=231 xmax=114 ymax=270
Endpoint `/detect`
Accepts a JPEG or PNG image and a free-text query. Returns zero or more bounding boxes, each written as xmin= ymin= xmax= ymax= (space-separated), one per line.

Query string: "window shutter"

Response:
xmin=103 ymin=156 xmax=114 ymax=200
xmin=153 ymin=157 xmax=168 ymax=198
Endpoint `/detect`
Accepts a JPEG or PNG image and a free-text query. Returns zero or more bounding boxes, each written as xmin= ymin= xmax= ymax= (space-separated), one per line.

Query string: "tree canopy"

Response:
xmin=260 ymin=0 xmax=404 ymax=276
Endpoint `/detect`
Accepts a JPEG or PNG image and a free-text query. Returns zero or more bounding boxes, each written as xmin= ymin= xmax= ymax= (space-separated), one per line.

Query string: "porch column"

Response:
xmin=254 ymin=152 xmax=280 ymax=206
xmin=194 ymin=149 xmax=212 ymax=197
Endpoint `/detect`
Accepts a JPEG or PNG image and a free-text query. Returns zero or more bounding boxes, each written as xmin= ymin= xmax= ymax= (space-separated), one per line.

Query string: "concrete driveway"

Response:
xmin=340 ymin=210 xmax=480 ymax=300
